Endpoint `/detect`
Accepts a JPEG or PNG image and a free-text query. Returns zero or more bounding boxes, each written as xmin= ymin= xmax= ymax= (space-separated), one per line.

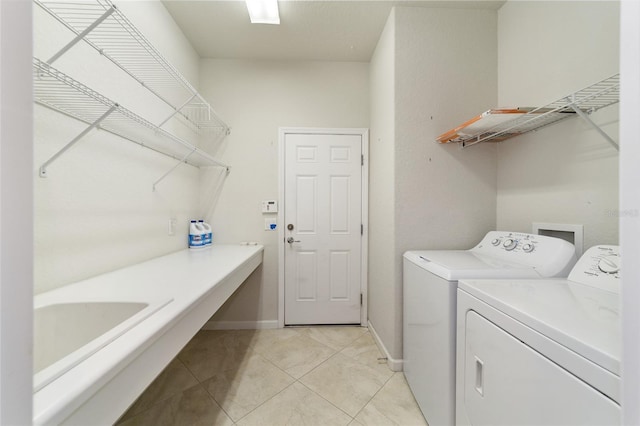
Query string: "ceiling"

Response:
xmin=162 ymin=0 xmax=505 ymax=62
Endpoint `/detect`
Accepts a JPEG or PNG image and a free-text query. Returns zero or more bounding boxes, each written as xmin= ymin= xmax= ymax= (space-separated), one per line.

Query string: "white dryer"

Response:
xmin=403 ymin=231 xmax=577 ymax=426
xmin=456 ymin=245 xmax=621 ymax=426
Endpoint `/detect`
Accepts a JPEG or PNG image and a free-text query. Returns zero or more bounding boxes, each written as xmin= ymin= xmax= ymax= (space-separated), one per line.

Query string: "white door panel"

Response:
xmin=461 ymin=310 xmax=620 ymax=426
xmin=284 ymin=133 xmax=362 ymax=325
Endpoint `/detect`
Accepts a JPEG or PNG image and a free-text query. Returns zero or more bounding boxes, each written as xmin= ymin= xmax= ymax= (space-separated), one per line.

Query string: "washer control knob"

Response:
xmin=491 ymin=238 xmax=501 ymax=246
xmin=522 ymin=243 xmax=535 ymax=253
xmin=598 ymin=255 xmax=621 ymax=274
xmin=503 ymin=238 xmax=518 ymax=251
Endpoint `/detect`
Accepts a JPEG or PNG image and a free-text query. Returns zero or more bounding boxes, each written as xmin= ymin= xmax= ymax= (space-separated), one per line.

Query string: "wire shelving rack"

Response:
xmin=437 ymin=74 xmax=620 ymax=149
xmin=34 ymin=0 xmax=229 ymax=136
xmin=34 ymin=58 xmax=229 ymax=190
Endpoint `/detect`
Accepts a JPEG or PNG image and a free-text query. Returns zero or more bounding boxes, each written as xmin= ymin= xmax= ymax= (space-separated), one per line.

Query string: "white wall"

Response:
xmin=33 ymin=1 xmax=206 ymax=293
xmin=368 ymin=9 xmax=398 ymax=361
xmin=496 ymin=1 xmax=620 ymax=250
xmin=199 ymin=59 xmax=369 ymax=324
xmin=1 ymin=0 xmax=34 ymax=422
xmin=368 ymin=6 xmax=498 ymax=361
xmin=620 ymin=1 xmax=640 ymax=423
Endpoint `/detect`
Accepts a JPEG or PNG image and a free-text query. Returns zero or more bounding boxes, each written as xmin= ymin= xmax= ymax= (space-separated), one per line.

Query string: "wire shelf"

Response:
xmin=34 ymin=58 xmax=229 ymax=178
xmin=437 ymin=74 xmax=620 ymax=148
xmin=35 ymin=0 xmax=229 ymax=136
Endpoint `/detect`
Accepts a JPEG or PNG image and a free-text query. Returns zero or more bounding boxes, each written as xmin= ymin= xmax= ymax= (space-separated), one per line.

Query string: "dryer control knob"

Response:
xmin=491 ymin=238 xmax=501 ymax=246
xmin=503 ymin=238 xmax=518 ymax=251
xmin=598 ymin=255 xmax=621 ymax=274
xmin=522 ymin=243 xmax=535 ymax=253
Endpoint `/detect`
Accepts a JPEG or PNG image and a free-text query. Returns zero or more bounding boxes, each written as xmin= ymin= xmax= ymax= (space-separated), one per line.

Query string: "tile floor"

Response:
xmin=116 ymin=326 xmax=427 ymax=426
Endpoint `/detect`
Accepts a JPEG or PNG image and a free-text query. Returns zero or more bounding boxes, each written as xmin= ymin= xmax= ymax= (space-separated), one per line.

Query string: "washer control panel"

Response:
xmin=568 ymin=245 xmax=620 ymax=294
xmin=478 ymin=231 xmax=565 ymax=255
xmin=473 ymin=231 xmax=577 ymax=278
xmin=485 ymin=232 xmax=546 ymax=254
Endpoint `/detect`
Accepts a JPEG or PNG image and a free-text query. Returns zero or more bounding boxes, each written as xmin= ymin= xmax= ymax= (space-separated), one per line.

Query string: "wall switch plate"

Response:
xmin=262 ymin=200 xmax=278 ymax=213
xmin=265 ymin=217 xmax=277 ymax=231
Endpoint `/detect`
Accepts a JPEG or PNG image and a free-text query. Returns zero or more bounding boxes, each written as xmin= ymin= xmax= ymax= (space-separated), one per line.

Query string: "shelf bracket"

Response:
xmin=39 ymin=105 xmax=117 ymax=178
xmin=568 ymin=104 xmax=619 ymax=150
xmin=157 ymin=93 xmax=198 ymax=129
xmin=152 ymin=148 xmax=197 ymax=192
xmin=47 ymin=5 xmax=116 ymax=65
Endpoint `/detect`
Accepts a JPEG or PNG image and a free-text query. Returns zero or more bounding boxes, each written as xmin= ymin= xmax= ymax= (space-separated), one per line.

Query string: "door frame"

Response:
xmin=278 ymin=127 xmax=369 ymax=328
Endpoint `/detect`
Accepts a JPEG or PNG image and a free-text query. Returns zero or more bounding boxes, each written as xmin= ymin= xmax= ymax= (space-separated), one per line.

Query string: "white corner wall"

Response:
xmin=394 ymin=7 xmax=498 ymax=255
xmin=368 ymin=8 xmax=397 ymax=362
xmin=33 ymin=1 xmax=205 ymax=293
xmin=620 ymin=1 xmax=640 ymax=423
xmin=1 ymin=0 xmax=34 ymax=423
xmin=496 ymin=1 xmax=620 ymax=249
xmin=198 ymin=59 xmax=369 ymax=324
xmin=368 ymin=6 xmax=498 ymax=362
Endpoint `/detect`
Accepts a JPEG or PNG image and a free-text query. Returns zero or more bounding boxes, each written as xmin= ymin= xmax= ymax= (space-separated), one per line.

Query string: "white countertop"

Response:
xmin=33 ymin=244 xmax=264 ymax=425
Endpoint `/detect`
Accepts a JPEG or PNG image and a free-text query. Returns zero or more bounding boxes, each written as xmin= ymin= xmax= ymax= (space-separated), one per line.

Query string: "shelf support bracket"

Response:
xmin=569 ymin=104 xmax=619 ymax=150
xmin=39 ymin=105 xmax=117 ymax=178
xmin=47 ymin=6 xmax=116 ymax=65
xmin=157 ymin=93 xmax=198 ymax=129
xmin=152 ymin=148 xmax=197 ymax=192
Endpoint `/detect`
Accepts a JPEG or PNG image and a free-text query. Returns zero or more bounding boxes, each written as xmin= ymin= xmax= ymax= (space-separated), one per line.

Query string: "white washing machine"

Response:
xmin=456 ymin=245 xmax=621 ymax=426
xmin=403 ymin=231 xmax=577 ymax=426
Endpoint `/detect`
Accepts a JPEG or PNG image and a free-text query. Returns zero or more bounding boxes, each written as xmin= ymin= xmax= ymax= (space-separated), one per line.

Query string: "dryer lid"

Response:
xmin=459 ymin=278 xmax=620 ymax=376
xmin=404 ymin=250 xmax=540 ymax=281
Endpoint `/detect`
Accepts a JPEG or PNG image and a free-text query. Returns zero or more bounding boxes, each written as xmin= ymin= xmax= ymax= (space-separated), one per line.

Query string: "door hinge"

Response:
xmin=361 ymin=224 xmax=363 ymax=235
xmin=360 ymin=293 xmax=363 ymax=305
xmin=361 ymin=154 xmax=364 ymax=166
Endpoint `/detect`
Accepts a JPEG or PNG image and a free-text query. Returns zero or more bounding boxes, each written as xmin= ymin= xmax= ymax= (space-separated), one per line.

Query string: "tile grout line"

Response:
xmin=295 ymin=378 xmax=356 ymax=423
xmin=233 ymin=329 xmax=364 ymax=425
xmin=302 ymin=327 xmax=369 ymax=352
xmin=295 ymin=349 xmax=351 ymax=419
xmin=116 ymin=357 xmax=203 ymax=424
xmin=176 ymin=331 xmax=262 ymax=424
xmin=293 ymin=334 xmax=394 ymax=422
xmin=232 ymin=379 xmax=299 ymax=425
xmin=122 ymin=327 xmax=391 ymax=425
xmin=210 ymin=349 xmax=290 ymax=423
xmin=350 ymin=370 xmax=399 ymax=422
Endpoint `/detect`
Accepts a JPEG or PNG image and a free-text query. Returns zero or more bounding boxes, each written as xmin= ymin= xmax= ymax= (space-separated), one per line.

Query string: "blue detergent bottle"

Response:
xmin=189 ymin=220 xmax=205 ymax=249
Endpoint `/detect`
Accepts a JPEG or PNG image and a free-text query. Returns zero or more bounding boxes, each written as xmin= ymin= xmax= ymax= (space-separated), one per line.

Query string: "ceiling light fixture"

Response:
xmin=245 ymin=0 xmax=280 ymax=25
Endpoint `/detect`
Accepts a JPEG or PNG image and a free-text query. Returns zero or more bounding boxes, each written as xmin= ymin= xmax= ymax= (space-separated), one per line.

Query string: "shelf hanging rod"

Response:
xmin=157 ymin=93 xmax=198 ymax=129
xmin=152 ymin=148 xmax=196 ymax=192
xmin=47 ymin=5 xmax=116 ymax=65
xmin=39 ymin=104 xmax=117 ymax=178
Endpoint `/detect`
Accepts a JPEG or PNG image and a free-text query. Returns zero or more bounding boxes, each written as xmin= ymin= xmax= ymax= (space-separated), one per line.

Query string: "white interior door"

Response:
xmin=283 ymin=132 xmax=363 ymax=325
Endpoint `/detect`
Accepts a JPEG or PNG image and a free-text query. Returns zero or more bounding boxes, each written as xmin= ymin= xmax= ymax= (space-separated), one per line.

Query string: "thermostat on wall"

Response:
xmin=262 ymin=200 xmax=278 ymax=213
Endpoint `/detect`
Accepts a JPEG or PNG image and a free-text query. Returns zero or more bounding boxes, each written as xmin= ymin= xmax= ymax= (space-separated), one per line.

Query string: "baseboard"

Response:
xmin=368 ymin=320 xmax=403 ymax=372
xmin=201 ymin=320 xmax=280 ymax=330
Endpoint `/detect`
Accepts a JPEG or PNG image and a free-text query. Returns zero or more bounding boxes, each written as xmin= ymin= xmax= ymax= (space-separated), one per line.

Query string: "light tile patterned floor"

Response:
xmin=117 ymin=326 xmax=427 ymax=426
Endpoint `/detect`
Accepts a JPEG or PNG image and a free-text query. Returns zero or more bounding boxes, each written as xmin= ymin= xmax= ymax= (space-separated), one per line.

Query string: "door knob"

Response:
xmin=287 ymin=237 xmax=300 ymax=244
